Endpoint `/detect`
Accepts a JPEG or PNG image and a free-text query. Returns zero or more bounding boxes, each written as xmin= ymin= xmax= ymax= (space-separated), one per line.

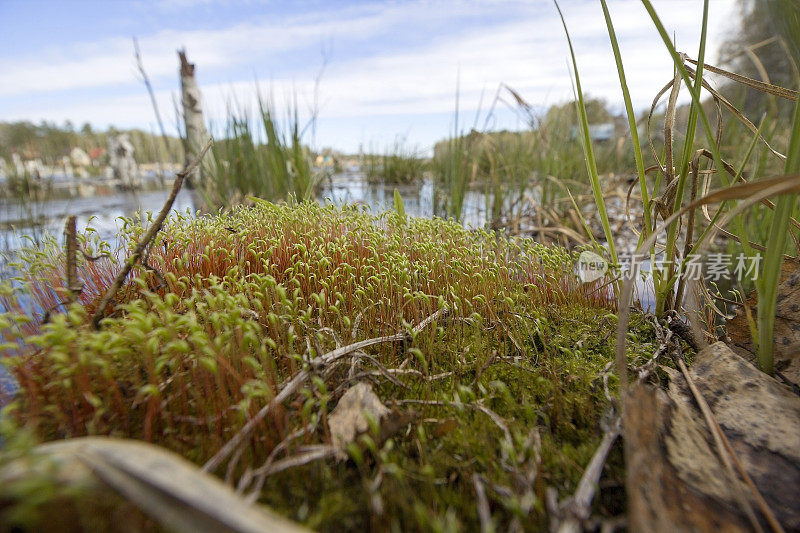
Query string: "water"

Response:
xmin=1 ymin=172 xmax=493 ymax=275
xmin=322 ymin=172 xmax=490 ymax=227
xmin=1 ymin=188 xmax=196 ymax=260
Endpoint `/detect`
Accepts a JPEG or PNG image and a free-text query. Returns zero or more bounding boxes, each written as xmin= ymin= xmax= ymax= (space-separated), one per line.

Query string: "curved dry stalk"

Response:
xmin=91 ymin=139 xmax=213 ymax=328
xmin=557 ymin=415 xmax=621 ymax=533
xmin=202 ymin=308 xmax=447 ymax=473
xmin=684 ymin=63 xmax=786 ymax=160
xmin=684 ymin=57 xmax=798 ymax=101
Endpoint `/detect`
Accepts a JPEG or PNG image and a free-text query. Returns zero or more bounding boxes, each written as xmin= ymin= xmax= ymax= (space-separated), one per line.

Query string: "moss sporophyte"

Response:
xmin=0 ymin=202 xmax=656 ymax=530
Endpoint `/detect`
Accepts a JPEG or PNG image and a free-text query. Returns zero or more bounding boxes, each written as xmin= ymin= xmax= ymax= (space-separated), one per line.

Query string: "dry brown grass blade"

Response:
xmin=683 ymin=64 xmax=787 ymax=160
xmin=690 ymin=149 xmax=800 ymax=235
xmin=624 ymin=178 xmax=642 ymax=238
xmin=691 ymin=174 xmax=800 ymax=206
xmin=685 ymin=57 xmax=798 ymax=101
xmin=502 ymin=83 xmax=535 ymax=117
xmin=684 ymin=149 xmax=800 ymax=254
xmin=743 ymin=46 xmax=779 ymax=116
xmin=656 ymin=61 xmax=682 ymax=219
xmin=647 ymin=78 xmax=676 ymax=176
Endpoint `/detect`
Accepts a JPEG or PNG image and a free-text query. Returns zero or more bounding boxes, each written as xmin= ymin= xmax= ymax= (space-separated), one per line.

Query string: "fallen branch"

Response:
xmin=91 ymin=139 xmax=213 ymax=328
xmin=63 ymin=215 xmax=81 ymax=303
xmin=202 ymin=308 xmax=447 ymax=473
xmin=134 ymin=37 xmax=174 ymax=188
xmin=556 ymin=415 xmax=621 ymax=533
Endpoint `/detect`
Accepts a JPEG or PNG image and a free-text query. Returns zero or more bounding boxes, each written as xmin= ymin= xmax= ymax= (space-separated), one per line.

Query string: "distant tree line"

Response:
xmin=718 ymin=0 xmax=798 ymax=119
xmin=0 ymin=120 xmax=183 ymax=166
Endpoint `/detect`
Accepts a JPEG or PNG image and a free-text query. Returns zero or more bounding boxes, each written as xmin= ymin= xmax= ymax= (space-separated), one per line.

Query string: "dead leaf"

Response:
xmin=431 ymin=418 xmax=459 ymax=439
xmin=328 ymin=382 xmax=390 ymax=457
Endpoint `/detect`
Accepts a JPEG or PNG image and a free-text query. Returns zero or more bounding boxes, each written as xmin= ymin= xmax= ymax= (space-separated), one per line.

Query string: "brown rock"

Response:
xmin=625 ymin=342 xmax=800 ymax=531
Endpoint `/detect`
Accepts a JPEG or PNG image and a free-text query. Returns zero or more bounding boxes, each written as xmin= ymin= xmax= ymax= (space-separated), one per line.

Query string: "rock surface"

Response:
xmin=727 ymin=261 xmax=800 ymax=388
xmin=625 ymin=342 xmax=800 ymax=532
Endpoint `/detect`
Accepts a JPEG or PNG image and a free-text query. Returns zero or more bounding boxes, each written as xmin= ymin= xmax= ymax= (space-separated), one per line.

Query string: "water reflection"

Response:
xmin=1 ymin=172 xmax=494 ymax=274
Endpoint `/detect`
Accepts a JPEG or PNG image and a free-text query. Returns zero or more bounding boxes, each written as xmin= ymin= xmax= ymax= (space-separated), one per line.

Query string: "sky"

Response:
xmin=0 ymin=0 xmax=739 ymax=155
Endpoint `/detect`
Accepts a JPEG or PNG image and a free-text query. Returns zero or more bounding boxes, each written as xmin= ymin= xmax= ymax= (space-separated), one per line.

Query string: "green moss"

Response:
xmin=0 ymin=202 xmax=657 ymax=531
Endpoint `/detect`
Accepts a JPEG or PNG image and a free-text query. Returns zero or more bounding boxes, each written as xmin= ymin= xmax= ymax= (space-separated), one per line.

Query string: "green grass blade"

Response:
xmin=600 ymin=0 xmax=651 ymax=239
xmin=554 ymin=1 xmax=619 ymax=273
xmin=757 ymin=96 xmax=800 ymax=374
xmin=393 ymin=188 xmax=407 ymax=225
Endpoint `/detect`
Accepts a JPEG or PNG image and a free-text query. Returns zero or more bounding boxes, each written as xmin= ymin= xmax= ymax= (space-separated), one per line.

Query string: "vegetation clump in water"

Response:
xmin=0 ymin=202 xmax=658 ymax=530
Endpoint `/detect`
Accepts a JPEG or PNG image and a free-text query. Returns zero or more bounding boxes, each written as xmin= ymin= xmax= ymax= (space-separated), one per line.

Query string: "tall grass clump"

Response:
xmin=203 ymin=95 xmax=320 ymax=209
xmin=363 ymin=138 xmax=425 ymax=185
xmin=555 ymin=3 xmax=619 ymax=293
xmin=432 ymin=88 xmax=471 ymax=221
xmin=756 ymin=0 xmax=800 ymax=374
xmin=560 ymin=0 xmax=800 ymax=375
xmin=430 ymin=84 xmax=635 ymax=230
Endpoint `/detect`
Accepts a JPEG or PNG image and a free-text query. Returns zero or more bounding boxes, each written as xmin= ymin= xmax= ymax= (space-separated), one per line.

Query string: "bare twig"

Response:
xmin=472 ymin=402 xmax=511 ymax=442
xmin=91 ymin=139 xmax=213 ymax=328
xmin=556 ymin=415 xmax=620 ymax=533
xmin=473 ymin=474 xmax=493 ymax=533
xmin=242 ymin=423 xmax=316 ymax=500
xmin=134 ymin=37 xmax=174 ymax=186
xmin=202 ymin=308 xmax=447 ymax=473
xmin=63 ymin=215 xmax=81 ymax=303
xmin=395 ymin=398 xmax=511 ymax=441
xmin=252 ymin=445 xmax=336 ymax=479
xmin=345 ymin=352 xmax=410 ymax=390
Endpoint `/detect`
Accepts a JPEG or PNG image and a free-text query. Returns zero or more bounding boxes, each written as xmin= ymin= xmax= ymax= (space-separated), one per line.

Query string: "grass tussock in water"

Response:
xmin=363 ymin=138 xmax=425 ymax=185
xmin=0 ymin=202 xmax=659 ymax=530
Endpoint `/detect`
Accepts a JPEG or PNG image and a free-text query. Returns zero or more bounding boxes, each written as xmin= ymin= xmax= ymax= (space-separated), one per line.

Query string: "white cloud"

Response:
xmin=0 ymin=0 xmax=740 ymax=152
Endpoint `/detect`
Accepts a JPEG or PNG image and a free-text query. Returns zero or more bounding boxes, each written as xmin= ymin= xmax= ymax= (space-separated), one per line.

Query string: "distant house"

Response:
xmin=89 ymin=147 xmax=106 ymax=166
xmin=588 ymin=123 xmax=616 ymax=142
xmin=570 ymin=122 xmax=618 ymax=142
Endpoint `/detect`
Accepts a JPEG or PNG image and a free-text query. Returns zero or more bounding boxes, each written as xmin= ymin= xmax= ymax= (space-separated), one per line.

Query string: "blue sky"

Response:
xmin=0 ymin=0 xmax=737 ymax=154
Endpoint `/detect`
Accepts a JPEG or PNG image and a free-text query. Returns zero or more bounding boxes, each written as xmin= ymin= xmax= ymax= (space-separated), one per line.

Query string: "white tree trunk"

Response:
xmin=179 ymin=49 xmax=210 ymax=194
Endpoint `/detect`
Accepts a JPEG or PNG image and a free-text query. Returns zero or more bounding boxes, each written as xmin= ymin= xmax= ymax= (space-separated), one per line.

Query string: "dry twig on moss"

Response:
xmin=91 ymin=139 xmax=213 ymax=328
xmin=202 ymin=307 xmax=448 ymax=473
xmin=554 ymin=414 xmax=620 ymax=533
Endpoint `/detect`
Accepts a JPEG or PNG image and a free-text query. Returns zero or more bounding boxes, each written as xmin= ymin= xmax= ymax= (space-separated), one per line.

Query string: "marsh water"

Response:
xmin=0 ymin=171 xmax=494 ymax=275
